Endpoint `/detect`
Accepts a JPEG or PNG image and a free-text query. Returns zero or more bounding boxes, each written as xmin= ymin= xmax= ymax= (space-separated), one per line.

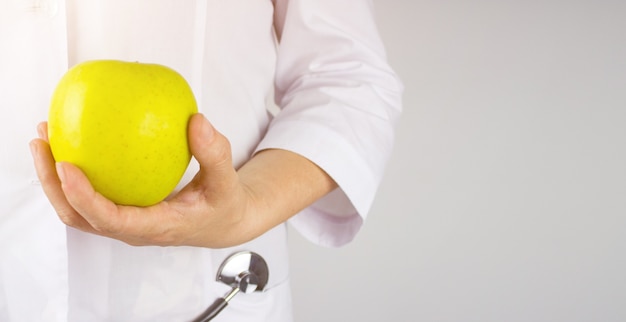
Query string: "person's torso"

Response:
xmin=0 ymin=1 xmax=291 ymax=321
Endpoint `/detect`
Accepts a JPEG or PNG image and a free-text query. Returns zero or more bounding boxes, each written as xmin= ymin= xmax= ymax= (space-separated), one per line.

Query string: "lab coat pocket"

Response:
xmin=213 ymin=279 xmax=294 ymax=322
xmin=210 ymin=224 xmax=290 ymax=291
xmin=206 ymin=223 xmax=293 ymax=321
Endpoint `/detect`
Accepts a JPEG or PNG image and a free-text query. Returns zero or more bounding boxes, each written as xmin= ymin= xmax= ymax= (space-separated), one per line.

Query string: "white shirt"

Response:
xmin=0 ymin=0 xmax=402 ymax=321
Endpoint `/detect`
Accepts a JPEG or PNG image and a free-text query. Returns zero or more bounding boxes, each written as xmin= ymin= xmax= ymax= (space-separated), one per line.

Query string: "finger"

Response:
xmin=37 ymin=122 xmax=48 ymax=141
xmin=56 ymin=162 xmax=178 ymax=245
xmin=188 ymin=113 xmax=238 ymax=191
xmin=55 ymin=161 xmax=125 ymax=235
xmin=29 ymin=139 xmax=96 ymax=233
xmin=32 ymin=132 xmax=184 ymax=246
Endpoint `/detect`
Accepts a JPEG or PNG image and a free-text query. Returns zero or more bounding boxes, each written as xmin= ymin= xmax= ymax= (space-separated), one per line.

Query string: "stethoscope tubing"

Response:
xmin=191 ymin=297 xmax=228 ymax=322
xmin=192 ymin=286 xmax=240 ymax=322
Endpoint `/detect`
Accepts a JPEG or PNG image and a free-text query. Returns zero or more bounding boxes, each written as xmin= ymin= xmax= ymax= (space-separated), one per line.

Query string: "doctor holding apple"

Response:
xmin=0 ymin=0 xmax=402 ymax=321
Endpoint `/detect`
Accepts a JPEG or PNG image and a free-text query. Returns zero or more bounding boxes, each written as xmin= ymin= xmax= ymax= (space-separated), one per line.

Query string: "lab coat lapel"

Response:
xmin=0 ymin=1 xmax=69 ymax=321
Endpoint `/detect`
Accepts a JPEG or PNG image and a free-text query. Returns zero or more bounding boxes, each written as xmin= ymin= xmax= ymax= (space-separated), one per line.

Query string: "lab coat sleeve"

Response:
xmin=255 ymin=0 xmax=403 ymax=247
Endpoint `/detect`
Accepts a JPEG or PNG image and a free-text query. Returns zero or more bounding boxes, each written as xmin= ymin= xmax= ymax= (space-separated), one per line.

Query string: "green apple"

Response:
xmin=48 ymin=60 xmax=197 ymax=206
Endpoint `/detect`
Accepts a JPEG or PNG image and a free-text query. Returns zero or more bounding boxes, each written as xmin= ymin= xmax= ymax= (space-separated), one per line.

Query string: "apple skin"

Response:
xmin=48 ymin=60 xmax=198 ymax=206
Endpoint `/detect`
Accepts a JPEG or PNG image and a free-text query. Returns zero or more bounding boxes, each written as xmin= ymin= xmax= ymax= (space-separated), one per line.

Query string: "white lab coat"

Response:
xmin=0 ymin=0 xmax=402 ymax=321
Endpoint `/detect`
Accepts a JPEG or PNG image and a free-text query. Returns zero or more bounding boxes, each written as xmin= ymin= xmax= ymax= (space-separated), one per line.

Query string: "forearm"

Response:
xmin=237 ymin=148 xmax=338 ymax=238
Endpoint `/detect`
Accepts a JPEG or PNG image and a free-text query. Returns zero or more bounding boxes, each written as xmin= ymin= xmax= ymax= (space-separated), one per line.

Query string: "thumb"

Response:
xmin=188 ymin=113 xmax=237 ymax=189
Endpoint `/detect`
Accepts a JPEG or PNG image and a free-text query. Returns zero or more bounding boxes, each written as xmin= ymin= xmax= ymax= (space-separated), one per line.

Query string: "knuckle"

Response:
xmin=124 ymin=239 xmax=144 ymax=247
xmin=148 ymin=230 xmax=179 ymax=247
xmin=213 ymin=139 xmax=232 ymax=162
xmin=57 ymin=211 xmax=78 ymax=227
xmin=90 ymin=220 xmax=118 ymax=235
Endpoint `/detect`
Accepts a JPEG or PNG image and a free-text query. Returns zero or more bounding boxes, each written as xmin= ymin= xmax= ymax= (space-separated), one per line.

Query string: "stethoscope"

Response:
xmin=191 ymin=251 xmax=269 ymax=322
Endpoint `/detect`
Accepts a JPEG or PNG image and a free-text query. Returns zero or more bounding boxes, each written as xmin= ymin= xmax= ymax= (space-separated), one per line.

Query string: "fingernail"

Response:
xmin=29 ymin=141 xmax=37 ymax=158
xmin=200 ymin=114 xmax=215 ymax=140
xmin=37 ymin=123 xmax=46 ymax=139
xmin=56 ymin=162 xmax=66 ymax=183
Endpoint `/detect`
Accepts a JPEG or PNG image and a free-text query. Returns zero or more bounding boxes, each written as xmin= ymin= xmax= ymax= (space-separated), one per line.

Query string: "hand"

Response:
xmin=31 ymin=114 xmax=260 ymax=248
xmin=30 ymin=114 xmax=337 ymax=248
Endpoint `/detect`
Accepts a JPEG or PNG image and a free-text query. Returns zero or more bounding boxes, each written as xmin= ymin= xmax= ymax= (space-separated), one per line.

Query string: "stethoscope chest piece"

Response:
xmin=192 ymin=251 xmax=269 ymax=322
xmin=217 ymin=251 xmax=269 ymax=294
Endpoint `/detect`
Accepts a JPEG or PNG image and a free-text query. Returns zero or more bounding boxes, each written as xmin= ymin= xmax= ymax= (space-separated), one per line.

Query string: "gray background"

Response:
xmin=288 ymin=1 xmax=626 ymax=321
